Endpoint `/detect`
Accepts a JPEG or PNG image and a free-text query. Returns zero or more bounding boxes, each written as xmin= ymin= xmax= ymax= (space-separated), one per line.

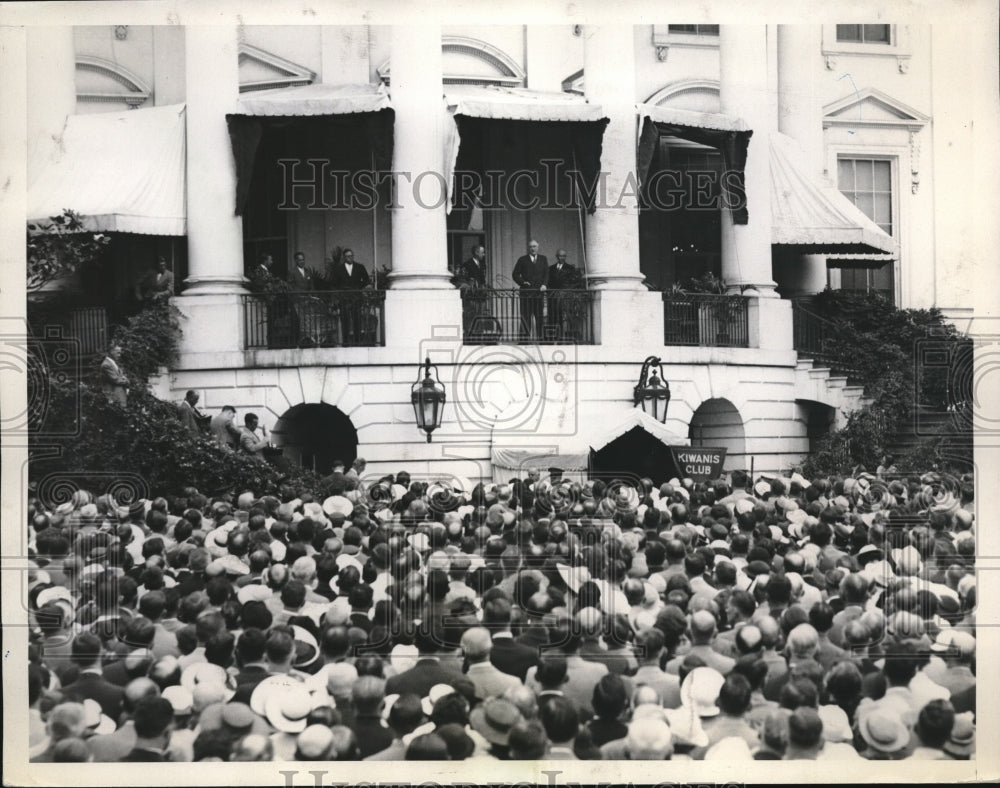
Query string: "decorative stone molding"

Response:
xmin=238 ymin=43 xmax=316 ymax=94
xmin=75 ymin=55 xmax=151 ymax=108
xmin=377 ymin=35 xmax=525 ymax=87
xmin=644 ymin=78 xmax=721 ymax=110
xmin=114 ymin=25 xmax=128 ymax=41
xmin=909 ymin=129 xmax=921 ymax=193
xmin=823 ymin=87 xmax=929 ymax=132
xmin=821 ymin=24 xmax=911 ymax=72
xmin=650 ymin=24 xmax=721 ymax=62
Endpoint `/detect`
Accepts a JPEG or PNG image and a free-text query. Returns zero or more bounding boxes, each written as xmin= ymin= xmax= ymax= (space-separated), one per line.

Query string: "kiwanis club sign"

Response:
xmin=669 ymin=447 xmax=728 ymax=481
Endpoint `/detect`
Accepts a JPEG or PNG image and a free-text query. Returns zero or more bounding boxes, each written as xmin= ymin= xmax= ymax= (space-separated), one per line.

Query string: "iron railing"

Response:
xmin=662 ymin=293 xmax=749 ymax=347
xmin=243 ymin=290 xmax=385 ymax=349
xmin=460 ymin=288 xmax=595 ymax=345
xmin=792 ymin=299 xmax=862 ymax=378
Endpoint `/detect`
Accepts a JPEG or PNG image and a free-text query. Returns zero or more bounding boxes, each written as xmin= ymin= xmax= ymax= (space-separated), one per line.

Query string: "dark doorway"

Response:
xmin=272 ymin=403 xmax=358 ymax=476
xmin=589 ymin=426 xmax=681 ymax=486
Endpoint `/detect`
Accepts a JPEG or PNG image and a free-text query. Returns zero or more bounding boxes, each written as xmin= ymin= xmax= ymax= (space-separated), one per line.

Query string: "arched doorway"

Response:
xmin=688 ymin=398 xmax=746 ymax=472
xmin=271 ymin=403 xmax=358 ymax=476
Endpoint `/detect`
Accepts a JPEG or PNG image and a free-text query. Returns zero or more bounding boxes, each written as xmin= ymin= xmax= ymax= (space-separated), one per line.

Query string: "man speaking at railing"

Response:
xmin=547 ymin=249 xmax=581 ymax=342
xmin=512 ymin=240 xmax=548 ymax=341
xmin=329 ymin=248 xmax=372 ymax=346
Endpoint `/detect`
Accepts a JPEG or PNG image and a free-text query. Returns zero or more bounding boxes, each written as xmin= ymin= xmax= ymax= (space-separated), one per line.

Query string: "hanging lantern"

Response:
xmin=411 ymin=357 xmax=446 ymax=442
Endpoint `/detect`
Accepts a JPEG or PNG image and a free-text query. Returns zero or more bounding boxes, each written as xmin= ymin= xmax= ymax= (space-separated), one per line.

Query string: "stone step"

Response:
xmin=826 ymin=376 xmax=849 ymax=389
xmin=807 ymin=367 xmax=831 ymax=380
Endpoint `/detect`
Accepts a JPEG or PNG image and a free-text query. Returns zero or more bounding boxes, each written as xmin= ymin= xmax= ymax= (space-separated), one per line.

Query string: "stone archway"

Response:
xmin=271 ymin=403 xmax=358 ymax=476
xmin=688 ymin=398 xmax=746 ymax=472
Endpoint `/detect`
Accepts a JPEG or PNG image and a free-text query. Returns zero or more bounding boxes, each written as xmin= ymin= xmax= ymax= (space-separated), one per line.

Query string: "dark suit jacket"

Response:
xmin=231 ymin=664 xmax=270 ymax=705
xmin=512 ymin=255 xmax=549 ymax=289
xmin=547 ymin=262 xmax=578 ymax=290
xmin=329 ymin=262 xmax=370 ymax=290
xmin=384 ymin=657 xmax=463 ymax=698
xmin=60 ymin=671 xmax=125 ymax=719
xmin=490 ymin=635 xmax=539 ymax=682
xmin=287 ymin=264 xmax=314 ymax=291
xmin=460 ymin=258 xmax=488 ymax=288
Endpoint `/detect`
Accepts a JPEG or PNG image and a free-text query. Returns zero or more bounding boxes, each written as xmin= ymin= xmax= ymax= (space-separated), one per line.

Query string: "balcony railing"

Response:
xmin=662 ymin=293 xmax=749 ymax=347
xmin=792 ymin=299 xmax=859 ymax=377
xmin=461 ymin=289 xmax=595 ymax=345
xmin=243 ymin=290 xmax=385 ymax=349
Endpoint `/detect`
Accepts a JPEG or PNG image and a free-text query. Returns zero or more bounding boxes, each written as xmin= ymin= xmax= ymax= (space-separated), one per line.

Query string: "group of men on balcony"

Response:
xmin=460 ymin=240 xmax=585 ymax=343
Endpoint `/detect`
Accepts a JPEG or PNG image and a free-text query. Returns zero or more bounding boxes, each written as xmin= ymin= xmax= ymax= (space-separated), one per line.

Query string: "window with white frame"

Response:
xmin=835 ymin=25 xmax=891 ymax=44
xmin=830 ymin=157 xmax=895 ymax=302
xmin=666 ymin=25 xmax=719 ymax=36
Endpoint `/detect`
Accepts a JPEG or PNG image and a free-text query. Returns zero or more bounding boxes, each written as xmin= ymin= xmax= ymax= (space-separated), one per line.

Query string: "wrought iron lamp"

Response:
xmin=411 ymin=357 xmax=446 ymax=442
xmin=633 ymin=355 xmax=671 ymax=423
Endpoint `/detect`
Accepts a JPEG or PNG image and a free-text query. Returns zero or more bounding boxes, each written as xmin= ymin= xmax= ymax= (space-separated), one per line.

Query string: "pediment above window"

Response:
xmin=238 ymin=43 xmax=316 ymax=94
xmin=378 ymin=36 xmax=524 ymax=87
xmin=824 ymin=88 xmax=928 ymax=131
xmin=76 ymin=55 xmax=151 ymax=108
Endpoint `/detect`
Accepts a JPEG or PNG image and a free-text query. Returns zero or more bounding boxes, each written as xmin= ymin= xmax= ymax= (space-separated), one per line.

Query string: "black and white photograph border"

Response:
xmin=1 ymin=0 xmax=998 ymax=785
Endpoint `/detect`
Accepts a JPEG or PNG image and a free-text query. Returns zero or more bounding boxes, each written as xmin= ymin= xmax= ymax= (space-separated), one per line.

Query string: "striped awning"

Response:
xmin=770 ymin=131 xmax=897 ymax=255
xmin=27 ymin=104 xmax=187 ymax=236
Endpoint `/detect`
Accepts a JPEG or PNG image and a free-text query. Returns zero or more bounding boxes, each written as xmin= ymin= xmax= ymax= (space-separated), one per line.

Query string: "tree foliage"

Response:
xmin=797 ymin=290 xmax=973 ymax=477
xmin=27 ymin=210 xmax=111 ymax=292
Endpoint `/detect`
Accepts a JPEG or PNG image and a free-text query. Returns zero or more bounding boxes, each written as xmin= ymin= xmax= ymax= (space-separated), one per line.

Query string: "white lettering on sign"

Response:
xmin=675 ymin=452 xmax=722 ymax=465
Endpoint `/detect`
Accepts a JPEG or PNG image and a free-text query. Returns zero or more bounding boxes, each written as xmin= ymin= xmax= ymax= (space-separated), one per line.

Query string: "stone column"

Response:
xmin=174 ymin=26 xmax=247 ymax=362
xmin=719 ymin=25 xmax=778 ymax=297
xmin=183 ymin=25 xmax=246 ymax=295
xmin=580 ymin=26 xmax=662 ymax=350
xmin=777 ymin=24 xmax=826 ymax=297
xmin=26 ymin=27 xmax=76 ymax=174
xmin=387 ymin=24 xmax=452 ymax=291
xmin=383 ymin=25 xmax=461 ymax=353
xmin=582 ymin=24 xmax=645 ymax=291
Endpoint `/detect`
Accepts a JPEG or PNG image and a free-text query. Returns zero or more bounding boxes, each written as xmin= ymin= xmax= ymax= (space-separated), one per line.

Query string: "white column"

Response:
xmin=387 ymin=24 xmax=452 ymax=290
xmin=582 ymin=24 xmax=645 ymax=291
xmin=720 ymin=25 xmax=778 ymax=297
xmin=183 ymin=25 xmax=246 ymax=295
xmin=26 ymin=27 xmax=76 ymax=175
xmin=777 ymin=24 xmax=826 ymax=296
xmin=382 ymin=25 xmax=461 ymax=354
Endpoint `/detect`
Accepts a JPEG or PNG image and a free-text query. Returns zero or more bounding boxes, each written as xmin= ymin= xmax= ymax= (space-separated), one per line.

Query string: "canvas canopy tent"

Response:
xmin=27 ymin=104 xmax=187 ymax=236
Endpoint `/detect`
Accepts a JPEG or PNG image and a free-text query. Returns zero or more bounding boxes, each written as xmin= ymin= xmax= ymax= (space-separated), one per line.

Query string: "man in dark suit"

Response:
xmin=546 ymin=249 xmax=579 ymax=341
xmin=329 ymin=249 xmax=372 ymax=345
xmin=384 ymin=624 xmax=463 ymax=698
xmin=512 ymin=239 xmax=548 ymax=340
xmin=459 ymin=245 xmax=491 ymax=337
xmin=329 ymin=248 xmax=371 ymax=290
xmin=287 ymin=251 xmax=314 ymax=291
xmin=59 ymin=632 xmax=125 ymax=720
xmin=460 ymin=245 xmax=488 ymax=288
xmin=120 ymin=696 xmax=174 ymax=761
xmin=484 ymin=598 xmax=539 ymax=681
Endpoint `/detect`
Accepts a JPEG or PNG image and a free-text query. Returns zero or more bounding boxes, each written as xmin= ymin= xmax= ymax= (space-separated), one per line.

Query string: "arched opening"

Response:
xmin=688 ymin=398 xmax=746 ymax=472
xmin=796 ymin=400 xmax=837 ymax=456
xmin=271 ymin=403 xmax=358 ymax=476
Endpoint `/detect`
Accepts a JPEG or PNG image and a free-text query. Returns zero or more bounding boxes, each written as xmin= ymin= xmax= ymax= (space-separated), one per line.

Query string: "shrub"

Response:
xmin=30 ymin=384 xmax=323 ymax=499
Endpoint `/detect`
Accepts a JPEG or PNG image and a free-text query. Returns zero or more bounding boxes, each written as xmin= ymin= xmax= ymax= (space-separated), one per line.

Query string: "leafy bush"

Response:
xmin=27 ymin=210 xmax=111 ymax=292
xmin=110 ymin=301 xmax=183 ymax=388
xmin=31 ymin=384 xmax=323 ymax=499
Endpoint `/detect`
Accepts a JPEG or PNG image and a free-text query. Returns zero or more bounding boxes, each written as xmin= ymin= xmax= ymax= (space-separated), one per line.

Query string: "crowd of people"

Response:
xmin=24 ymin=464 xmax=977 ymax=763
